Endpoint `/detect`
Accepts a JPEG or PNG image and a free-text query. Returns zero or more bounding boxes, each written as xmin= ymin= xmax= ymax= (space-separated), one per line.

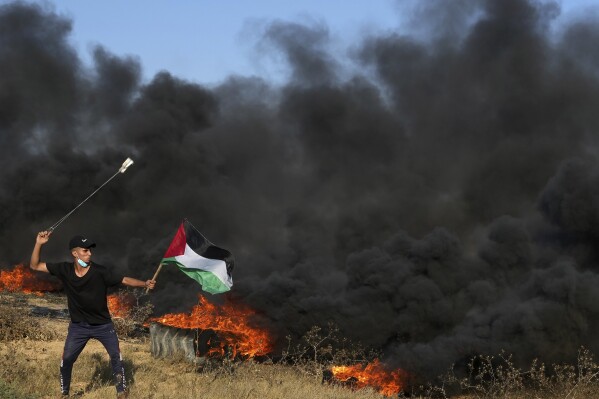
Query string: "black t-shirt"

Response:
xmin=47 ymin=262 xmax=125 ymax=324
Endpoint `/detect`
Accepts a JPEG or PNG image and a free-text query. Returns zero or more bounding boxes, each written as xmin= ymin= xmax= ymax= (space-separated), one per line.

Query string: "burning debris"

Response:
xmin=147 ymin=298 xmax=408 ymax=395
xmin=149 ymin=323 xmax=198 ymax=362
xmin=149 ymin=322 xmax=242 ymax=364
xmin=0 ymin=264 xmax=61 ymax=295
xmin=149 ymin=295 xmax=273 ymax=359
xmin=327 ymin=359 xmax=407 ymax=397
xmin=107 ymin=292 xmax=136 ymax=319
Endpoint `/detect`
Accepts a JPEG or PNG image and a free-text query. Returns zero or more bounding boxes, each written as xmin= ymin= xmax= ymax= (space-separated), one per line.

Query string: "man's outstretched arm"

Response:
xmin=30 ymin=231 xmax=51 ymax=273
xmin=122 ymin=277 xmax=156 ymax=290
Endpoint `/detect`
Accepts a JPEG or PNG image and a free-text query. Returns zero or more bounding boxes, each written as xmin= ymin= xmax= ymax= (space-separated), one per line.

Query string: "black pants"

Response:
xmin=60 ymin=321 xmax=126 ymax=394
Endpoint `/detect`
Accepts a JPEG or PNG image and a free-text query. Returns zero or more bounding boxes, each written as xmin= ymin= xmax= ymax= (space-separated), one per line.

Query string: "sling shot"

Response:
xmin=46 ymin=157 xmax=134 ymax=232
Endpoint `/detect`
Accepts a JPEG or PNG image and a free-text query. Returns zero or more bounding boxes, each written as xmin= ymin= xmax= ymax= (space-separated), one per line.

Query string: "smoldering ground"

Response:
xmin=1 ymin=0 xmax=599 ymax=377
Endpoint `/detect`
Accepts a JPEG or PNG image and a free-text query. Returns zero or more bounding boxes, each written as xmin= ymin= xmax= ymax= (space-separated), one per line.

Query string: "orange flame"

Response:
xmin=0 ymin=264 xmax=61 ymax=296
xmin=107 ymin=293 xmax=135 ymax=318
xmin=150 ymin=295 xmax=273 ymax=358
xmin=331 ymin=359 xmax=406 ymax=396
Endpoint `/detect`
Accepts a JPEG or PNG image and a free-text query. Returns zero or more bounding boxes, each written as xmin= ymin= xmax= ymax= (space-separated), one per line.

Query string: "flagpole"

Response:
xmin=145 ymin=263 xmax=164 ymax=294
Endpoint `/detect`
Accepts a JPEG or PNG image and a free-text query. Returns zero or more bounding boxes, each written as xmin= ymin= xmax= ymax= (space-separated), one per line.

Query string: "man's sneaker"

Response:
xmin=116 ymin=390 xmax=128 ymax=399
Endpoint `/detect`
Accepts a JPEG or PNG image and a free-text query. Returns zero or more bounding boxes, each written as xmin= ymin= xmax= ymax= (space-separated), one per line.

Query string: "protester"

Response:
xmin=30 ymin=230 xmax=155 ymax=398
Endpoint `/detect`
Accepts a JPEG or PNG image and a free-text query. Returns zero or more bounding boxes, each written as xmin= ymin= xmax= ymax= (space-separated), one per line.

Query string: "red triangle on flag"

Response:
xmin=163 ymin=222 xmax=187 ymax=258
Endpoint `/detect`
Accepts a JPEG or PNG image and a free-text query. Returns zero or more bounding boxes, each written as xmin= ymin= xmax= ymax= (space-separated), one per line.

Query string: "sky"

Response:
xmin=30 ymin=0 xmax=599 ymax=86
xmin=49 ymin=0 xmax=400 ymax=85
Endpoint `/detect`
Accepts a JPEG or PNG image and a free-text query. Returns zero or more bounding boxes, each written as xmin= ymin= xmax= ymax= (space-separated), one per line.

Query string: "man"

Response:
xmin=30 ymin=230 xmax=156 ymax=398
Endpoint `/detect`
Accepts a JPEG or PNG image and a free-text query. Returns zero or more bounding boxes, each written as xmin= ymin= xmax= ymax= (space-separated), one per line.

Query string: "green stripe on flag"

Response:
xmin=162 ymin=258 xmax=231 ymax=294
xmin=178 ymin=267 xmax=231 ymax=294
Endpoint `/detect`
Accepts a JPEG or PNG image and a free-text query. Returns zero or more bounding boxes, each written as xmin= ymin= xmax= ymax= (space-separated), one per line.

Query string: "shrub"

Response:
xmin=0 ymin=304 xmax=55 ymax=342
xmin=421 ymin=347 xmax=599 ymax=399
xmin=279 ymin=322 xmax=379 ymax=378
xmin=109 ymin=288 xmax=154 ymax=339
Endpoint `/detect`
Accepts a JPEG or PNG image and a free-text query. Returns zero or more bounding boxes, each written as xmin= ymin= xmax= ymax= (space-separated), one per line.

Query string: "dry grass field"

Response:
xmin=0 ymin=292 xmax=387 ymax=399
xmin=2 ymin=291 xmax=599 ymax=399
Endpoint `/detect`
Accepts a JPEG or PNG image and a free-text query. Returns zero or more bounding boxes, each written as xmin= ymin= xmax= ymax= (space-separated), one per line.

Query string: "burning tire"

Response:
xmin=149 ymin=322 xmax=197 ymax=362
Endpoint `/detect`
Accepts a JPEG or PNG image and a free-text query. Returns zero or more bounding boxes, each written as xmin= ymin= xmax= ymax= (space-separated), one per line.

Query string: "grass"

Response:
xmin=2 ymin=291 xmax=599 ymax=398
xmin=0 ymin=378 xmax=36 ymax=399
xmin=0 ymin=292 xmax=385 ymax=399
xmin=0 ymin=338 xmax=385 ymax=399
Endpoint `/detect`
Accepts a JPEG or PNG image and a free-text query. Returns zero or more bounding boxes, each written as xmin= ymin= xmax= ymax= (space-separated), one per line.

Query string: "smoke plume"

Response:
xmin=2 ymin=0 xmax=599 ymax=376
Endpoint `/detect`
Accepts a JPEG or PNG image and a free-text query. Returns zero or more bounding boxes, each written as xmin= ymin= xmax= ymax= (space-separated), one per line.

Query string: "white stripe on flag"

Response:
xmin=175 ymin=243 xmax=232 ymax=288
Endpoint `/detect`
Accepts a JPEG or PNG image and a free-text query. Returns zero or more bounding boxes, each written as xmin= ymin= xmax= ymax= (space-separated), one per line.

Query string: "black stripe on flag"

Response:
xmin=184 ymin=219 xmax=234 ymax=277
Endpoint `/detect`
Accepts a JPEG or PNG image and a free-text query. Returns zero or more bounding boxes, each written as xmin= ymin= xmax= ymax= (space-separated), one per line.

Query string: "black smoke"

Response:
xmin=2 ymin=0 xmax=599 ymax=377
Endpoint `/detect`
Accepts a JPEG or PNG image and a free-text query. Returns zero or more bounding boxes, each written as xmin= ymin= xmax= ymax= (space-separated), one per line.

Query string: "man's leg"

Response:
xmin=61 ymin=322 xmax=90 ymax=395
xmin=94 ymin=322 xmax=126 ymax=395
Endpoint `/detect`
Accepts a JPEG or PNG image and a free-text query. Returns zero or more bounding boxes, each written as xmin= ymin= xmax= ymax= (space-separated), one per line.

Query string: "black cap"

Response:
xmin=69 ymin=235 xmax=96 ymax=250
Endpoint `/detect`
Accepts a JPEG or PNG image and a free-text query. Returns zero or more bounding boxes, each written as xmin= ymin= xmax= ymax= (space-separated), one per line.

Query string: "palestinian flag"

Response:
xmin=162 ymin=219 xmax=234 ymax=294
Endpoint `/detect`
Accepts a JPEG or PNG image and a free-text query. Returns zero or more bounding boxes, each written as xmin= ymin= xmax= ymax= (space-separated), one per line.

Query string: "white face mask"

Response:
xmin=77 ymin=257 xmax=89 ymax=267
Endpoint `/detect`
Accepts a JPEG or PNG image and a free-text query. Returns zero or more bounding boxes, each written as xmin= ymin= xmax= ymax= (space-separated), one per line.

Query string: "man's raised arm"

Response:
xmin=30 ymin=231 xmax=51 ymax=273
